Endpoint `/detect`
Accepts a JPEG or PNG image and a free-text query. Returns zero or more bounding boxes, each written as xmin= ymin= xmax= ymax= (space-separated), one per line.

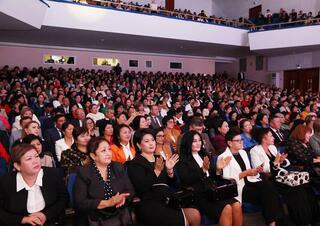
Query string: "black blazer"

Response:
xmin=127 ymin=154 xmax=177 ymax=202
xmin=43 ymin=127 xmax=62 ymax=161
xmin=150 ymin=115 xmax=163 ymax=129
xmin=0 ymin=167 xmax=68 ymax=226
xmin=73 ymin=162 xmax=135 ymax=226
xmin=176 ymin=154 xmax=219 ymax=194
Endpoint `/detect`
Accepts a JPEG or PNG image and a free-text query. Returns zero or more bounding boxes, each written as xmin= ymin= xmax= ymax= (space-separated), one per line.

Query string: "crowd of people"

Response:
xmin=70 ymin=0 xmax=251 ymax=28
xmin=253 ymin=8 xmax=320 ymax=27
xmin=1 ymin=65 xmax=320 ymax=226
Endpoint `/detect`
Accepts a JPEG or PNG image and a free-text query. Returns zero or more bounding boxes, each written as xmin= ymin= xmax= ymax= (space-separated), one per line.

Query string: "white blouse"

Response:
xmin=16 ymin=169 xmax=45 ymax=213
xmin=121 ymin=143 xmax=134 ymax=161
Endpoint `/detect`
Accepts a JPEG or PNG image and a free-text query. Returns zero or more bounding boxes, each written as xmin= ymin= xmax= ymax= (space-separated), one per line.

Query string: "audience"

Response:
xmin=2 ymin=65 xmax=320 ymax=225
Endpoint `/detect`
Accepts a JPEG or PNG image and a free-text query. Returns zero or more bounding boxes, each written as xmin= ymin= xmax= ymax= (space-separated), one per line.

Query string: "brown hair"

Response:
xmin=11 ymin=144 xmax=37 ymax=164
xmin=290 ymin=124 xmax=312 ymax=143
xmin=313 ymin=119 xmax=320 ymax=133
xmin=22 ymin=121 xmax=40 ymax=138
xmin=20 ymin=106 xmax=33 ymax=116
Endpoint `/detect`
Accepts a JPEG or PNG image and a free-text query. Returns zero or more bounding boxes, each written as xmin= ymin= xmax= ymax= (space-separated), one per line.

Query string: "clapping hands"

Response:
xmin=216 ymin=156 xmax=232 ymax=170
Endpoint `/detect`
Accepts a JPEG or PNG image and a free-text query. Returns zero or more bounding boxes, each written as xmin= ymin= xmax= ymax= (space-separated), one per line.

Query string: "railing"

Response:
xmin=61 ymin=0 xmax=254 ymax=29
xmin=39 ymin=0 xmax=50 ymax=7
xmin=250 ymin=17 xmax=320 ymax=32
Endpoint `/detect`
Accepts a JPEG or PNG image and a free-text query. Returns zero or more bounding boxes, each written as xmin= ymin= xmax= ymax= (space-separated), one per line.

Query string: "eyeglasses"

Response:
xmin=231 ymin=139 xmax=243 ymax=143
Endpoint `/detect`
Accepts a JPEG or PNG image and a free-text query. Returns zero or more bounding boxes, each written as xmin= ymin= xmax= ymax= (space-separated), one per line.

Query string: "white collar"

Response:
xmin=16 ymin=169 xmax=43 ymax=192
xmin=120 ymin=143 xmax=130 ymax=150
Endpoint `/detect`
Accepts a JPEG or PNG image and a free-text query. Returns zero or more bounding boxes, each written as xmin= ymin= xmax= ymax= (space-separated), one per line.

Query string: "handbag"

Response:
xmin=275 ymin=168 xmax=309 ymax=187
xmin=207 ymin=178 xmax=238 ymax=201
xmin=165 ymin=188 xmax=195 ymax=209
xmin=88 ymin=207 xmax=132 ymax=226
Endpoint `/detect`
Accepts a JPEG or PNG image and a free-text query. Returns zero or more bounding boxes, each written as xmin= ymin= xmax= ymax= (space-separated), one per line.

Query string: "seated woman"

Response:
xmin=0 ymin=144 xmax=68 ymax=226
xmin=61 ymin=127 xmax=91 ymax=175
xmin=154 ymin=127 xmax=173 ymax=159
xmin=131 ymin=115 xmax=149 ymax=131
xmin=162 ymin=115 xmax=181 ymax=153
xmin=110 ymin=124 xmax=136 ymax=164
xmin=55 ymin=122 xmax=74 ymax=162
xmin=287 ymin=124 xmax=320 ymax=175
xmin=127 ymin=129 xmax=201 ymax=226
xmin=218 ymin=129 xmax=284 ymax=226
xmin=84 ymin=117 xmax=98 ymax=137
xmin=98 ymin=120 xmax=114 ymax=145
xmin=212 ymin=118 xmax=229 ymax=154
xmin=250 ymin=128 xmax=320 ymax=226
xmin=22 ymin=134 xmax=55 ymax=168
xmin=177 ymin=131 xmax=242 ymax=226
xmin=255 ymin=113 xmax=269 ymax=129
xmin=12 ymin=120 xmax=42 ymax=148
xmin=73 ymin=137 xmax=135 ymax=226
xmin=239 ymin=119 xmax=257 ymax=152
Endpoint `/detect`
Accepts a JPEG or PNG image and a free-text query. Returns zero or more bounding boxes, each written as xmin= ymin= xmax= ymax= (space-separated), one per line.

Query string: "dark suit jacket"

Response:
xmin=39 ymin=116 xmax=55 ymax=134
xmin=73 ymin=162 xmax=135 ymax=226
xmin=70 ymin=119 xmax=83 ymax=128
xmin=0 ymin=168 xmax=68 ymax=226
xmin=43 ymin=127 xmax=62 ymax=162
xmin=270 ymin=128 xmax=288 ymax=147
xmin=150 ymin=115 xmax=163 ymax=129
xmin=176 ymin=154 xmax=218 ymax=193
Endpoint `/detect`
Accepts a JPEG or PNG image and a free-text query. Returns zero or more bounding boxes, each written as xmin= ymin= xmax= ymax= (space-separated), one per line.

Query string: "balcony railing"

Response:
xmin=48 ymin=0 xmax=254 ymax=29
xmin=250 ymin=17 xmax=320 ymax=32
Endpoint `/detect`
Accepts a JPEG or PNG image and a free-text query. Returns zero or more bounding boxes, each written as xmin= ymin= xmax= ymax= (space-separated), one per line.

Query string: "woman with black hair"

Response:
xmin=110 ymin=124 xmax=135 ymax=164
xmin=22 ymin=134 xmax=55 ymax=167
xmin=250 ymin=128 xmax=320 ymax=226
xmin=60 ymin=127 xmax=91 ymax=175
xmin=177 ymin=131 xmax=242 ymax=226
xmin=211 ymin=118 xmax=229 ymax=154
xmin=98 ymin=120 xmax=114 ymax=145
xmin=162 ymin=115 xmax=181 ymax=153
xmin=127 ymin=128 xmax=201 ymax=226
xmin=130 ymin=115 xmax=148 ymax=131
xmin=255 ymin=113 xmax=269 ymax=129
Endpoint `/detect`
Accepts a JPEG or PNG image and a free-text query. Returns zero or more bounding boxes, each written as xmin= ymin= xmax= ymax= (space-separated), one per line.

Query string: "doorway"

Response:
xmin=165 ymin=0 xmax=174 ymax=11
xmin=249 ymin=5 xmax=262 ymax=20
xmin=283 ymin=68 xmax=319 ymax=93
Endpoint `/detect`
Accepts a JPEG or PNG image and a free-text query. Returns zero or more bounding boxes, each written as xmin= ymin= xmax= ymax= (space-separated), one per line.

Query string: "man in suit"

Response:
xmin=43 ymin=114 xmax=66 ymax=163
xmin=57 ymin=97 xmax=72 ymax=120
xmin=268 ymin=98 xmax=280 ymax=116
xmin=39 ymin=103 xmax=54 ymax=134
xmin=149 ymin=105 xmax=163 ymax=129
xmin=269 ymin=115 xmax=288 ymax=149
xmin=71 ymin=108 xmax=86 ymax=128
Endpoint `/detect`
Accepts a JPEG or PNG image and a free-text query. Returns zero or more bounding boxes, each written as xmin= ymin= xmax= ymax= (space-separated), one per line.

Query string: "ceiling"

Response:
xmin=0 ymin=25 xmax=252 ymax=58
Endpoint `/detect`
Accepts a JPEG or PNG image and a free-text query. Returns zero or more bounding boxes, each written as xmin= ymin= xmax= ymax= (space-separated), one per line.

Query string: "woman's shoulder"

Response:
xmin=250 ymin=144 xmax=262 ymax=153
xmin=55 ymin=138 xmax=66 ymax=145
